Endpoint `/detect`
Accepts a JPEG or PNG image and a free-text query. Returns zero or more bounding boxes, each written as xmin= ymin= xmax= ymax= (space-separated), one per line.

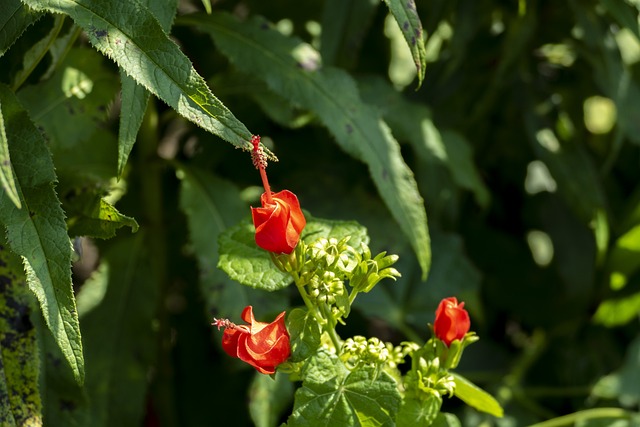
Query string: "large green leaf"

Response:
xmin=77 ymin=233 xmax=158 ymax=426
xmin=0 ymin=243 xmax=42 ymax=426
xmin=0 ymin=100 xmax=20 ymax=209
xmin=0 ymin=83 xmax=84 ymax=384
xmin=287 ymin=349 xmax=401 ymax=426
xmin=591 ymin=335 xmax=640 ymax=407
xmin=249 ymin=372 xmax=294 ymax=427
xmin=382 ymin=0 xmax=427 ymax=88
xmin=0 ymin=0 xmax=42 ymax=57
xmin=180 ymin=12 xmax=431 ymax=279
xmin=22 ymin=0 xmax=254 ymax=152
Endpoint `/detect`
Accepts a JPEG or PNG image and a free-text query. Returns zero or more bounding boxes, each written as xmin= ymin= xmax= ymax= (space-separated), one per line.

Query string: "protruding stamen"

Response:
xmin=212 ymin=318 xmax=236 ymax=330
xmin=251 ymin=135 xmax=274 ymax=204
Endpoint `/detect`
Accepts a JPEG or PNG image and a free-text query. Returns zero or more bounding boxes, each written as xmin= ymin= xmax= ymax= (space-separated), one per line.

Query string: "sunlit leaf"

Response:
xmin=249 ymin=372 xmax=294 ymax=427
xmin=0 ymin=83 xmax=84 ymax=384
xmin=382 ymin=0 xmax=427 ymax=87
xmin=451 ymin=372 xmax=503 ymax=418
xmin=23 ymin=0 xmax=255 ymax=152
xmin=0 ymin=0 xmax=42 ymax=57
xmin=287 ymin=349 xmax=401 ymax=426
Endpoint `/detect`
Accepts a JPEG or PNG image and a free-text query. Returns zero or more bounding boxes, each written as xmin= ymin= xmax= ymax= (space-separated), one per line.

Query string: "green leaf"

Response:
xmin=0 ymin=0 xmax=42 ymax=57
xmin=182 ymin=12 xmax=431 ymax=279
xmin=0 ymin=83 xmax=84 ymax=384
xmin=78 ymin=233 xmax=159 ymax=426
xmin=23 ymin=0 xmax=254 ymax=151
xmin=178 ymin=165 xmax=288 ymax=319
xmin=451 ymin=372 xmax=503 ymax=418
xmin=382 ymin=0 xmax=427 ymax=88
xmin=600 ymin=0 xmax=640 ymax=40
xmin=432 ymin=413 xmax=462 ymax=427
xmin=591 ymin=335 xmax=640 ymax=407
xmin=288 ymin=349 xmax=401 ymax=426
xmin=0 ymin=243 xmax=42 ymax=426
xmin=320 ymin=0 xmax=379 ymax=68
xmin=65 ymin=192 xmax=138 ymax=239
xmin=593 ymin=291 xmax=640 ymax=327
xmin=0 ymin=101 xmax=21 ymax=209
xmin=396 ymin=395 xmax=442 ymax=427
xmin=18 ymin=48 xmax=117 ymax=160
xmin=117 ymin=73 xmax=148 ymax=178
xmin=249 ymin=372 xmax=294 ymax=427
xmin=217 ymin=213 xmax=370 ymax=291
xmin=606 ymin=225 xmax=640 ymax=290
xmin=287 ymin=308 xmax=322 ymax=363
xmin=359 ymin=76 xmax=489 ymax=208
xmin=116 ymin=0 xmax=176 ymax=178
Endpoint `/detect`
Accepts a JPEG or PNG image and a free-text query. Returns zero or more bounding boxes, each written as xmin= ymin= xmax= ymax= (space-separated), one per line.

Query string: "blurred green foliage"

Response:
xmin=0 ymin=0 xmax=639 ymax=426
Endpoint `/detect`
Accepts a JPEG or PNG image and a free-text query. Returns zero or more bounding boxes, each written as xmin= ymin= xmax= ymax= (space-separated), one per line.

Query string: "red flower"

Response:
xmin=215 ymin=306 xmax=290 ymax=374
xmin=251 ymin=190 xmax=306 ymax=254
xmin=434 ymin=297 xmax=470 ymax=346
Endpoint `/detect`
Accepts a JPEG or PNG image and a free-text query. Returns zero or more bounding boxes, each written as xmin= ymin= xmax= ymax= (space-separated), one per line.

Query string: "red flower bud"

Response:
xmin=434 ymin=297 xmax=470 ymax=346
xmin=215 ymin=306 xmax=290 ymax=375
xmin=251 ymin=190 xmax=306 ymax=254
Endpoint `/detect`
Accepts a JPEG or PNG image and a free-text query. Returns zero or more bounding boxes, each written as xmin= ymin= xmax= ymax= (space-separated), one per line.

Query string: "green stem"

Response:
xmin=292 ymin=272 xmax=324 ymax=326
xmin=319 ymin=302 xmax=342 ymax=350
xmin=138 ymin=101 xmax=178 ymax=427
xmin=12 ymin=15 xmax=66 ymax=91
xmin=526 ymin=408 xmax=633 ymax=427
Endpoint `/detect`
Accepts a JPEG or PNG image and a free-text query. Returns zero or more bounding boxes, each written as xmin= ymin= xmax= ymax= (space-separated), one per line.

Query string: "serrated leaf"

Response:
xmin=218 ymin=213 xmax=370 ymax=291
xmin=287 ymin=308 xmax=322 ymax=363
xmin=178 ymin=165 xmax=288 ymax=319
xmin=451 ymin=372 xmax=503 ymax=418
xmin=249 ymin=372 xmax=294 ymax=427
xmin=288 ymin=349 xmax=401 ymax=427
xmin=182 ymin=12 xmax=431 ymax=279
xmin=382 ymin=0 xmax=427 ymax=88
xmin=0 ymin=0 xmax=42 ymax=57
xmin=0 ymin=243 xmax=42 ymax=426
xmin=78 ymin=233 xmax=159 ymax=426
xmin=116 ymin=0 xmax=176 ymax=178
xmin=0 ymin=100 xmax=21 ymax=209
xmin=0 ymin=83 xmax=84 ymax=384
xmin=23 ymin=0 xmax=254 ymax=152
xmin=65 ymin=192 xmax=138 ymax=239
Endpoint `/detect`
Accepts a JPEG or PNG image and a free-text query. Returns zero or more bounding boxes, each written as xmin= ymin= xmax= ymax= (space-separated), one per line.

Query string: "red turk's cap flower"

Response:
xmin=252 ymin=190 xmax=306 ymax=254
xmin=250 ymin=135 xmax=306 ymax=254
xmin=213 ymin=306 xmax=290 ymax=375
xmin=434 ymin=297 xmax=470 ymax=346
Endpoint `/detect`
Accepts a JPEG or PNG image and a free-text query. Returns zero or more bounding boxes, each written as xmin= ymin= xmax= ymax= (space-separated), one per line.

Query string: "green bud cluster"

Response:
xmin=340 ymin=337 xmax=418 ymax=372
xmin=404 ymin=345 xmax=456 ymax=403
xmin=350 ymin=244 xmax=401 ymax=294
xmin=308 ymin=271 xmax=345 ymax=305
